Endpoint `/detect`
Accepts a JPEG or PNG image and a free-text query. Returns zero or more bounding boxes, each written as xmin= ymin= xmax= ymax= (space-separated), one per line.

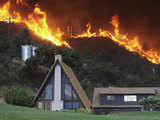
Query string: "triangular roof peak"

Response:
xmin=55 ymin=54 xmax=62 ymax=63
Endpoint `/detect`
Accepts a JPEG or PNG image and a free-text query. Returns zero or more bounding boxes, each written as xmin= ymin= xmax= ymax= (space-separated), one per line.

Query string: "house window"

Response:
xmin=64 ymin=101 xmax=72 ymax=109
xmin=45 ymin=84 xmax=52 ymax=99
xmin=124 ymin=95 xmax=137 ymax=102
xmin=72 ymin=90 xmax=78 ymax=100
xmin=64 ymin=84 xmax=72 ymax=100
xmin=44 ymin=74 xmax=54 ymax=100
xmin=107 ymin=95 xmax=115 ymax=101
xmin=73 ymin=101 xmax=81 ymax=109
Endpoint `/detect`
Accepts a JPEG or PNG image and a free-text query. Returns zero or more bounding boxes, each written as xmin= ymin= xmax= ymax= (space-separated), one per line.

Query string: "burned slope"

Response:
xmin=68 ymin=37 xmax=154 ymax=65
xmin=66 ymin=37 xmax=160 ymax=90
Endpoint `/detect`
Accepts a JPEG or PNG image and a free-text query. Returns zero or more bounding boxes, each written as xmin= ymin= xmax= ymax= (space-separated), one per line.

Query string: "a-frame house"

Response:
xmin=33 ymin=55 xmax=91 ymax=111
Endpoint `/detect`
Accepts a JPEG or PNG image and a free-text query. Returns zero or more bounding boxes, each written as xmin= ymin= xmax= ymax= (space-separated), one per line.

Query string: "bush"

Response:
xmin=3 ymin=85 xmax=35 ymax=107
xmin=139 ymin=96 xmax=160 ymax=111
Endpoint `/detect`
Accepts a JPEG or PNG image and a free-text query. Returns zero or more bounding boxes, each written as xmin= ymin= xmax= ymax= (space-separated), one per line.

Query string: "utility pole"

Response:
xmin=66 ymin=21 xmax=73 ymax=38
xmin=67 ymin=25 xmax=72 ymax=38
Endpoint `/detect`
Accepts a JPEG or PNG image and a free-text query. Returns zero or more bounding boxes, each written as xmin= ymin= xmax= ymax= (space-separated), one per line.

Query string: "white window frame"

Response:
xmin=124 ymin=95 xmax=137 ymax=102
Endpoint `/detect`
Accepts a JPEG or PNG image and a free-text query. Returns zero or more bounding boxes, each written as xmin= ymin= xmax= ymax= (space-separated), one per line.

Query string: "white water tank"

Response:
xmin=21 ymin=45 xmax=37 ymax=61
xmin=21 ymin=45 xmax=32 ymax=61
xmin=32 ymin=46 xmax=37 ymax=56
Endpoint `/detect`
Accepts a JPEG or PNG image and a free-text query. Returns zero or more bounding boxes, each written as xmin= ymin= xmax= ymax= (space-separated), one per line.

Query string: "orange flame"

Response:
xmin=74 ymin=15 xmax=160 ymax=64
xmin=0 ymin=1 xmax=71 ymax=48
xmin=74 ymin=23 xmax=97 ymax=38
xmin=16 ymin=0 xmax=23 ymax=4
xmin=100 ymin=15 xmax=160 ymax=64
xmin=110 ymin=15 xmax=119 ymax=37
xmin=16 ymin=0 xmax=28 ymax=6
xmin=0 ymin=1 xmax=11 ymax=22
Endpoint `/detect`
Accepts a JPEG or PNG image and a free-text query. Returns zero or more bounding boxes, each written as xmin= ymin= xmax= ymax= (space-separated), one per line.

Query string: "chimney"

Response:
xmin=55 ymin=54 xmax=62 ymax=63
xmin=52 ymin=54 xmax=63 ymax=111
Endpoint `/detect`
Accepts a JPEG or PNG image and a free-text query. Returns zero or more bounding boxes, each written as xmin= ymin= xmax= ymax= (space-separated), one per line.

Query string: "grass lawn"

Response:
xmin=0 ymin=104 xmax=160 ymax=120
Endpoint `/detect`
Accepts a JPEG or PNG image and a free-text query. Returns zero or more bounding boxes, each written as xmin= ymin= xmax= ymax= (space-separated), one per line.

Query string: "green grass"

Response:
xmin=0 ymin=104 xmax=160 ymax=120
xmin=107 ymin=112 xmax=160 ymax=120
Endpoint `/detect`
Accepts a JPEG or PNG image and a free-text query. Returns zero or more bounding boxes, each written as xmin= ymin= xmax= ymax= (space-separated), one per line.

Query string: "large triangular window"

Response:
xmin=61 ymin=70 xmax=84 ymax=109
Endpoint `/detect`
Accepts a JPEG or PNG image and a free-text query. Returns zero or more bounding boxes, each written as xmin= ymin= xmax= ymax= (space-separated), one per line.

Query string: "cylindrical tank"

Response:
xmin=32 ymin=46 xmax=37 ymax=56
xmin=21 ymin=45 xmax=32 ymax=61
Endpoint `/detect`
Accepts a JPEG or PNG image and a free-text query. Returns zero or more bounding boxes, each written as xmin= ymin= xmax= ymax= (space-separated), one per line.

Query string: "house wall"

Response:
xmin=100 ymin=94 xmax=153 ymax=105
xmin=156 ymin=89 xmax=160 ymax=98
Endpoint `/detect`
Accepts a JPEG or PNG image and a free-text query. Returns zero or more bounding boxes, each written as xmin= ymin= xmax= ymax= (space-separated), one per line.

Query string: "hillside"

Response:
xmin=0 ymin=23 xmax=160 ymax=99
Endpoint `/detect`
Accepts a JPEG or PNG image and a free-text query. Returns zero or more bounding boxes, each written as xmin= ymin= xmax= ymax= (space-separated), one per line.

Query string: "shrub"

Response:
xmin=3 ymin=85 xmax=35 ymax=107
xmin=139 ymin=96 xmax=160 ymax=111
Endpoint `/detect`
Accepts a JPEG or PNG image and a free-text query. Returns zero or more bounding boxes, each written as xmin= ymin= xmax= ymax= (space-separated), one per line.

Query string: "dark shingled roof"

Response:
xmin=93 ymin=87 xmax=160 ymax=108
xmin=33 ymin=59 xmax=92 ymax=109
xmin=95 ymin=87 xmax=158 ymax=94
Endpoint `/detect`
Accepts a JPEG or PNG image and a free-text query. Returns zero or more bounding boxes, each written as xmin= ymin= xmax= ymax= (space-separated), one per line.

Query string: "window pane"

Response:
xmin=73 ymin=101 xmax=80 ymax=109
xmin=44 ymin=74 xmax=54 ymax=100
xmin=107 ymin=95 xmax=115 ymax=101
xmin=62 ymin=71 xmax=69 ymax=83
xmin=64 ymin=102 xmax=72 ymax=109
xmin=124 ymin=95 xmax=137 ymax=102
xmin=72 ymin=90 xmax=78 ymax=100
xmin=39 ymin=90 xmax=45 ymax=99
xmin=65 ymin=84 xmax=72 ymax=100
xmin=50 ymin=74 xmax=54 ymax=84
xmin=45 ymin=84 xmax=52 ymax=99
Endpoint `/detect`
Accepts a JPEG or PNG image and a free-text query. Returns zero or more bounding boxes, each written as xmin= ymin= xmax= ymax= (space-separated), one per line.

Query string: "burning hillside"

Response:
xmin=0 ymin=0 xmax=160 ymax=64
xmin=0 ymin=0 xmax=70 ymax=47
